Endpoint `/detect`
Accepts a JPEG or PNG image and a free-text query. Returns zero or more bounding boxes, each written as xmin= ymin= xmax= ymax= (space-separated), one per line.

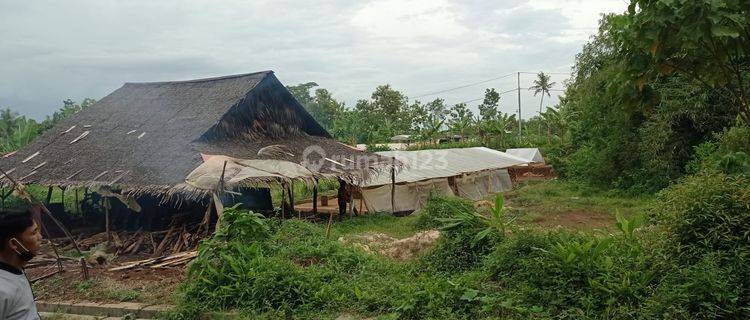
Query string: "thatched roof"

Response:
xmin=0 ymin=71 xmax=387 ymax=200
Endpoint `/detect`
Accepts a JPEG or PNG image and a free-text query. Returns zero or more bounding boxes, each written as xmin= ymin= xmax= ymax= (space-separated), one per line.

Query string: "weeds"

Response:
xmin=173 ymin=178 xmax=750 ymax=319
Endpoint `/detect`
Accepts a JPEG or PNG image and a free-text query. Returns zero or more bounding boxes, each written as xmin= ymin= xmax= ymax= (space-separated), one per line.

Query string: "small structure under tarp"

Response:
xmin=358 ymin=147 xmax=529 ymax=213
xmin=505 ymin=148 xmax=546 ymax=164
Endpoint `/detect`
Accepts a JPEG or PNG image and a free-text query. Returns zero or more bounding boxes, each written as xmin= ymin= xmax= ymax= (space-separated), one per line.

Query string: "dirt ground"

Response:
xmin=28 ymin=253 xmax=184 ymax=305
xmin=529 ymin=209 xmax=617 ymax=231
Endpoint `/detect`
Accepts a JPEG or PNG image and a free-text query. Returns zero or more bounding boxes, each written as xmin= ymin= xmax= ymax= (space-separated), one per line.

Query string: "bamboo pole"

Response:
xmin=0 ymin=167 xmax=82 ymax=256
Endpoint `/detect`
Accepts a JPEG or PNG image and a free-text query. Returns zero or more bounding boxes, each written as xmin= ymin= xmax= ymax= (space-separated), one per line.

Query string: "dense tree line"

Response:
xmin=287 ymin=81 xmax=537 ymax=149
xmin=550 ymin=0 xmax=749 ymax=192
xmin=0 ymin=99 xmax=95 ymax=153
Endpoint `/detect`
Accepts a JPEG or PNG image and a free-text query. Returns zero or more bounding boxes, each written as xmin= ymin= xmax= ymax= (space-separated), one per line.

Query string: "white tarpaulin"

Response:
xmin=361 ymin=178 xmax=455 ymax=213
xmin=363 ymin=147 xmax=528 ymax=187
xmin=360 ymin=147 xmax=526 ymax=212
xmin=185 ymin=154 xmax=315 ymax=191
xmin=505 ymin=148 xmax=545 ymax=164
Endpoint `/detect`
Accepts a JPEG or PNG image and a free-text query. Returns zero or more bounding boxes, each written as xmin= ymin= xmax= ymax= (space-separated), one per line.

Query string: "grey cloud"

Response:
xmin=0 ymin=0 xmax=623 ymax=120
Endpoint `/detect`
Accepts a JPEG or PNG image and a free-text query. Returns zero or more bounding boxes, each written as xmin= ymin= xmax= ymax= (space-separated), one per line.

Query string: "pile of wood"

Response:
xmin=61 ymin=219 xmax=208 ymax=257
xmin=109 ymin=250 xmax=198 ymax=271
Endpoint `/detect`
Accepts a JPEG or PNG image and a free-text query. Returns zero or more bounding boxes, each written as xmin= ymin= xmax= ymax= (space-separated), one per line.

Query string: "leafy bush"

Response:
xmin=687 ymin=124 xmax=750 ymax=175
xmin=653 ymin=171 xmax=750 ymax=261
xmin=643 ymin=253 xmax=750 ymax=319
xmin=179 ymin=209 xmax=417 ymax=318
xmin=414 ymin=193 xmax=475 ymax=229
xmin=417 ymin=194 xmax=506 ymax=274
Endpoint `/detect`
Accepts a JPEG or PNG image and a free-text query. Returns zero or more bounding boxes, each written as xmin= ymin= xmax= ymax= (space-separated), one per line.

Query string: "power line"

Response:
xmin=409 ymin=72 xmax=515 ymax=99
xmin=410 ymin=70 xmax=570 ymax=101
xmin=519 ymin=71 xmax=571 ymax=75
xmin=452 ymin=87 xmax=525 ymax=105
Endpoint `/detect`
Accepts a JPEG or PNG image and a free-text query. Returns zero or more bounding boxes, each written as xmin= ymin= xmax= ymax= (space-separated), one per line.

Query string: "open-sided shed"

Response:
xmin=359 ymin=147 xmax=529 ymax=213
xmin=0 ymin=71 xmax=384 ymax=202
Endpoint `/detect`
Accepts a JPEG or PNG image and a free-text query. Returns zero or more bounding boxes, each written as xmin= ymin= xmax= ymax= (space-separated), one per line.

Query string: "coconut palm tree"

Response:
xmin=528 ymin=72 xmax=556 ymax=114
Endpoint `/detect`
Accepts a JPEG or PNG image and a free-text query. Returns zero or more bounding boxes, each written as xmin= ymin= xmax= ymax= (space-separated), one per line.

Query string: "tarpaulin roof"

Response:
xmin=361 ymin=147 xmax=528 ymax=187
xmin=185 ymin=155 xmax=315 ymax=191
xmin=504 ymin=148 xmax=545 ymax=164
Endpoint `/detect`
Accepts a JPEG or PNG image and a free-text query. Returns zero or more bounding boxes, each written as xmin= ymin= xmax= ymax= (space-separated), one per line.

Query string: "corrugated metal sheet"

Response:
xmin=362 ymin=147 xmax=528 ymax=187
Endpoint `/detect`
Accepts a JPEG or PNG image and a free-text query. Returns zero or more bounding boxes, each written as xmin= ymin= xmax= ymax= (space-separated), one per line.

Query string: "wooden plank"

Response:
xmin=154 ymin=225 xmax=176 ymax=256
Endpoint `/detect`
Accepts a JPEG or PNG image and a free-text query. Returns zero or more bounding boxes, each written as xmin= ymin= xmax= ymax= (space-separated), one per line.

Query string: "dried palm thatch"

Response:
xmin=0 ymin=71 xmax=392 ymax=201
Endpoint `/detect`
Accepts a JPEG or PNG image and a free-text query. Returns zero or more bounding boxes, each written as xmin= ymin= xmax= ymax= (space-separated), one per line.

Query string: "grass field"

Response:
xmin=503 ymin=179 xmax=652 ymax=231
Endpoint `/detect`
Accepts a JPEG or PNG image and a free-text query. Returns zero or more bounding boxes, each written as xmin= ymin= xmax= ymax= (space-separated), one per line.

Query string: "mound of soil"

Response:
xmin=339 ymin=230 xmax=440 ymax=260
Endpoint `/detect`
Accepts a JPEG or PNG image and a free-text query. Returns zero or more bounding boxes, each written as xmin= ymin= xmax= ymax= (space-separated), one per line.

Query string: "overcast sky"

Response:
xmin=0 ymin=0 xmax=626 ymax=120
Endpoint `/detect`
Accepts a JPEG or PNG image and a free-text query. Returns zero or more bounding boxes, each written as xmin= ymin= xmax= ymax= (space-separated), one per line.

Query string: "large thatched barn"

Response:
xmin=0 ymin=71 xmax=385 ymax=231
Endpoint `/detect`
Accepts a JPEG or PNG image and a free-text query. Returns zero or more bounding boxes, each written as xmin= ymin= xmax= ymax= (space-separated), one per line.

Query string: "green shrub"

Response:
xmin=416 ymin=194 xmax=506 ymax=274
xmin=653 ymin=172 xmax=750 ymax=261
xmin=687 ymin=124 xmax=750 ymax=175
xmin=643 ymin=253 xmax=750 ymax=319
xmin=414 ymin=193 xmax=475 ymax=229
xmin=482 ymin=221 xmax=655 ymax=319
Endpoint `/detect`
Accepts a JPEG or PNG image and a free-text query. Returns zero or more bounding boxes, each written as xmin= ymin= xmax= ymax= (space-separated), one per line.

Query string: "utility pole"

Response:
xmin=517 ymin=72 xmax=522 ymax=136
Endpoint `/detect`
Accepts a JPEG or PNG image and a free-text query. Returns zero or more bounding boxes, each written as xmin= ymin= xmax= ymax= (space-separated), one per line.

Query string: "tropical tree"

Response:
xmin=489 ymin=112 xmax=517 ymax=146
xmin=529 ymin=72 xmax=556 ymax=114
xmin=478 ymin=88 xmax=500 ymax=121
xmin=539 ymin=107 xmax=565 ymax=143
xmin=448 ymin=103 xmax=474 ymax=138
xmin=618 ymin=0 xmax=750 ymax=124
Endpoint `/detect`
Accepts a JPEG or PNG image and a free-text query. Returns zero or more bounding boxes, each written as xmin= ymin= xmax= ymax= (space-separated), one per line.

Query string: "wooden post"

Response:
xmin=45 ymin=186 xmax=53 ymax=204
xmin=60 ymin=187 xmax=65 ymax=212
xmin=348 ymin=189 xmax=354 ymax=218
xmin=391 ymin=157 xmax=396 ymax=214
xmin=325 ymin=211 xmax=334 ymax=238
xmin=74 ymin=189 xmax=79 ymax=215
xmin=312 ymin=179 xmax=318 ymax=215
xmin=212 ymin=192 xmax=224 ymax=231
xmin=288 ymin=181 xmax=297 ymax=219
xmin=80 ymin=257 xmax=89 ymax=280
xmin=280 ymin=183 xmax=287 ymax=219
xmin=359 ymin=192 xmax=364 ymax=215
xmin=199 ymin=196 xmax=214 ymax=236
xmin=104 ymin=197 xmax=111 ymax=243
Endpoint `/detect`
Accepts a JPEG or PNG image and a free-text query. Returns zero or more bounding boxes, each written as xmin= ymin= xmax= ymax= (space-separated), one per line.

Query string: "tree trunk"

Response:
xmin=539 ymin=95 xmax=545 ymax=136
